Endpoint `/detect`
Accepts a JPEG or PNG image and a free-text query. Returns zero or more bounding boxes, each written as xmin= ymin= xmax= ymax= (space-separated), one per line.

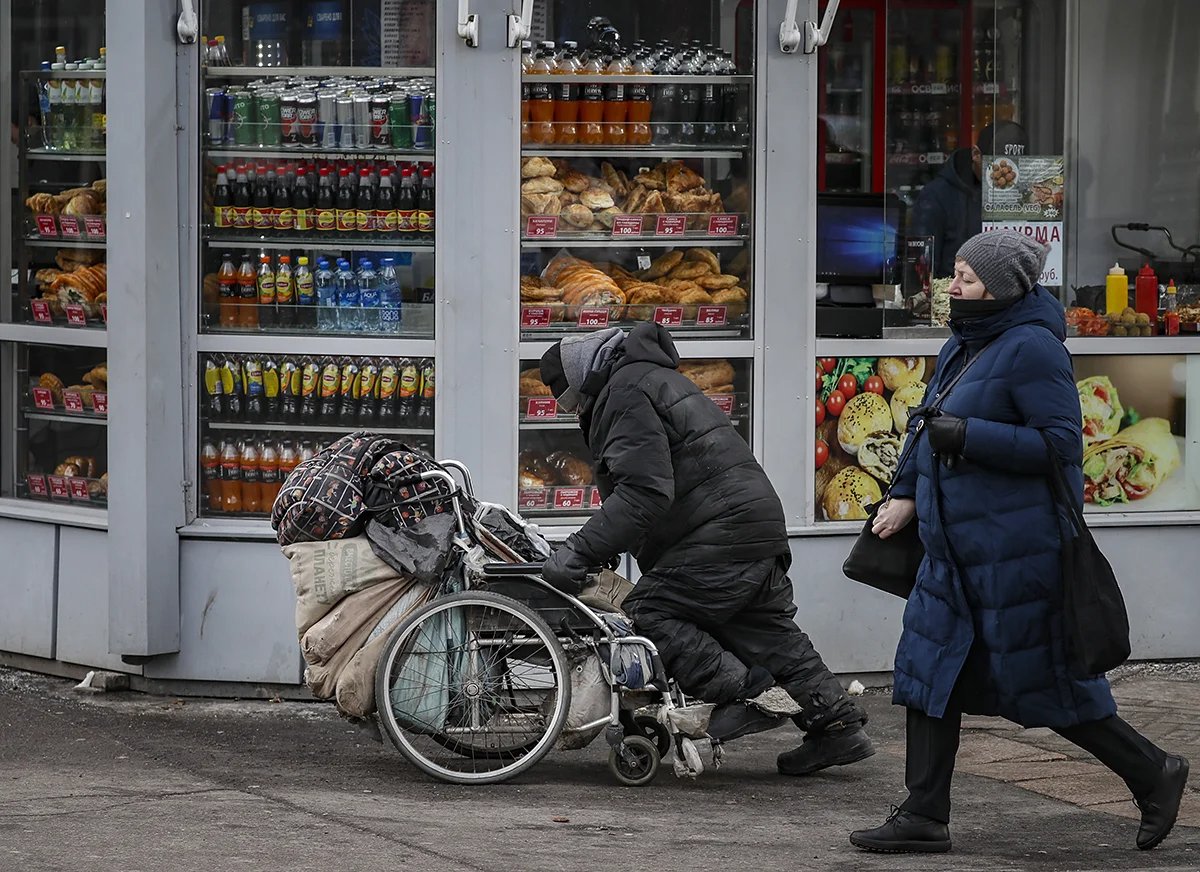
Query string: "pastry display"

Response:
xmin=519 ymin=448 xmax=593 ymax=489
xmin=32 ymin=361 xmax=107 ymax=410
xmin=519 ymin=368 xmax=554 ymax=398
xmin=31 ymin=256 xmax=108 ymax=321
xmin=24 ymin=179 xmax=108 ymax=217
xmin=678 ymin=360 xmax=735 ymax=395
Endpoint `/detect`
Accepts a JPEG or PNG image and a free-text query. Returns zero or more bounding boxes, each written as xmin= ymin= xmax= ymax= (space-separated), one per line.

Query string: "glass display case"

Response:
xmin=193 ymin=0 xmax=437 ymax=520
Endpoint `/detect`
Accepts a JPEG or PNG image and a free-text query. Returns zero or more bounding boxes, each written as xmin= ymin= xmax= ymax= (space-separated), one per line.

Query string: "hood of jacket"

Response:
xmin=950 ymin=285 xmax=1066 ymax=348
xmin=610 ymin=321 xmax=681 ymax=374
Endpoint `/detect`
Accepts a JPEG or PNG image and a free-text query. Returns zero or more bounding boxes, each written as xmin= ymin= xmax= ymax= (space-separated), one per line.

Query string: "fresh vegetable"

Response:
xmin=825 ymin=389 xmax=846 ymax=417
xmin=819 ymin=358 xmax=838 ymax=374
xmin=815 ymin=398 xmax=826 ymax=427
xmin=815 ymin=369 xmax=823 ymax=394
xmin=819 ymin=357 xmax=877 ymax=402
xmin=863 ymin=375 xmax=885 ymax=395
xmin=815 ymin=439 xmax=829 ymax=469
xmin=837 ymin=374 xmax=859 ymax=399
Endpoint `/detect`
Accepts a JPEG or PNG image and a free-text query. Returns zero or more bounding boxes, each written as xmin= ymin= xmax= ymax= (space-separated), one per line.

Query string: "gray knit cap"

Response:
xmin=956 ymin=230 xmax=1049 ymax=300
xmin=539 ymin=327 xmax=625 ymax=412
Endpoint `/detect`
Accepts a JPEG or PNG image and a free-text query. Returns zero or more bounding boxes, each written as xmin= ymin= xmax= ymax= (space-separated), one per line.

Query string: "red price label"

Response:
xmin=577 ymin=308 xmax=610 ymax=328
xmin=35 ymin=215 xmax=58 ymax=237
xmin=653 ymin=306 xmax=684 ymax=327
xmin=100 ymin=303 xmax=109 ymax=323
xmin=518 ymin=489 xmax=548 ymax=510
xmin=526 ymin=215 xmax=559 ymax=238
xmin=589 ymin=488 xmax=603 ymax=509
xmin=611 ymin=215 xmax=644 ymax=236
xmin=707 ymin=214 xmax=740 ymax=236
xmin=655 ymin=214 xmax=687 ymax=236
xmin=65 ymin=304 xmax=88 ymax=326
xmin=58 ymin=216 xmax=82 ymax=238
xmin=92 ymin=392 xmax=108 ymax=415
xmin=696 ymin=305 xmax=728 ymax=326
xmin=525 ymin=398 xmax=558 ymax=419
xmin=69 ymin=478 xmax=91 ymax=501
xmin=32 ymin=387 xmax=56 ymax=410
xmin=30 ymin=299 xmax=53 ymax=323
xmin=26 ymin=474 xmax=49 ymax=498
xmin=83 ymin=216 xmax=106 ymax=237
xmin=63 ymin=390 xmax=84 ymax=412
xmin=520 ymin=306 xmax=552 ymax=328
xmin=554 ymin=488 xmax=586 ymax=510
xmin=710 ymin=394 xmax=736 ymax=416
xmin=48 ymin=475 xmax=70 ymax=500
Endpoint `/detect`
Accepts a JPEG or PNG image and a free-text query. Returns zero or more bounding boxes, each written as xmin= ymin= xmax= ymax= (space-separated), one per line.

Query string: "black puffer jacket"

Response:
xmin=567 ymin=323 xmax=787 ymax=572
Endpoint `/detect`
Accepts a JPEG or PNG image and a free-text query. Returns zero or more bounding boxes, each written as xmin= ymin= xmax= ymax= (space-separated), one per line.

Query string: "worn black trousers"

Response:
xmin=623 ymin=554 xmax=865 ymax=733
xmin=901 ymin=706 xmax=1168 ymax=823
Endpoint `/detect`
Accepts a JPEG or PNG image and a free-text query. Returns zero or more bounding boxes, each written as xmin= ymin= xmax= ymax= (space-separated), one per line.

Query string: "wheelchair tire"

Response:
xmin=630 ymin=714 xmax=673 ymax=759
xmin=375 ymin=591 xmax=571 ymax=785
xmin=609 ymin=735 xmax=660 ymax=787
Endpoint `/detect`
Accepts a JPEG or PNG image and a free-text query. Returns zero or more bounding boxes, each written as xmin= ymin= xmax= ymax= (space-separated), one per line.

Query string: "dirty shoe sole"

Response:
xmin=850 ymin=833 xmax=951 ymax=854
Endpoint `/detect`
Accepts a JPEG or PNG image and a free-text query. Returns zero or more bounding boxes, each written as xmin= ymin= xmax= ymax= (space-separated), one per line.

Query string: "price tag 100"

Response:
xmin=63 ymin=390 xmax=85 ymax=413
xmin=653 ymin=306 xmax=684 ymax=327
xmin=47 ymin=475 xmax=70 ymax=500
xmin=83 ymin=216 xmax=107 ymax=237
xmin=32 ymin=388 xmax=56 ymax=410
xmin=92 ymin=392 xmax=108 ymax=416
xmin=655 ymin=214 xmax=687 ymax=236
xmin=65 ymin=304 xmax=88 ymax=326
xmin=611 ymin=215 xmax=643 ymax=237
xmin=69 ymin=478 xmax=91 ymax=501
xmin=707 ymin=214 xmax=740 ymax=236
xmin=518 ymin=489 xmax=548 ymax=510
xmin=525 ymin=398 xmax=558 ymax=419
xmin=526 ymin=215 xmax=559 ymax=238
xmin=577 ymin=308 xmax=610 ymax=329
xmin=58 ymin=216 xmax=82 ymax=238
xmin=696 ymin=305 xmax=728 ymax=326
xmin=554 ymin=488 xmax=586 ymax=510
xmin=26 ymin=474 xmax=49 ymax=498
xmin=520 ymin=306 xmax=552 ymax=328
xmin=30 ymin=299 xmax=53 ymax=323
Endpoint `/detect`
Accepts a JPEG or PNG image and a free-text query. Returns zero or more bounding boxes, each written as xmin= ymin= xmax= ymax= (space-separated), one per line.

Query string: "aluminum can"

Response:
xmin=317 ymin=90 xmax=337 ymax=148
xmin=336 ymin=97 xmax=355 ymax=149
xmin=353 ymin=94 xmax=371 ymax=149
xmin=256 ymin=89 xmax=282 ymax=147
xmin=278 ymin=92 xmax=298 ymax=146
xmin=296 ymin=92 xmax=319 ymax=147
xmin=369 ymin=95 xmax=391 ymax=147
xmin=231 ymin=89 xmax=256 ymax=146
xmin=410 ymin=92 xmax=429 ymax=149
xmin=205 ymin=87 xmax=226 ymax=145
xmin=388 ymin=92 xmax=412 ymax=148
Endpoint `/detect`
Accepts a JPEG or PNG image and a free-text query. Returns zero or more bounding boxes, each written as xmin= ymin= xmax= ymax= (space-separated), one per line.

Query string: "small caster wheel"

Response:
xmin=630 ymin=714 xmax=672 ymax=758
xmin=609 ymin=735 xmax=660 ymax=787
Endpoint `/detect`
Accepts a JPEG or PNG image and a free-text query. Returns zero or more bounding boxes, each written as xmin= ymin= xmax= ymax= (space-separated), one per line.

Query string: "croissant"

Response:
xmin=25 ymin=192 xmax=62 ymax=214
xmin=63 ymin=190 xmax=103 ymax=217
xmin=83 ymin=364 xmax=108 ymax=387
xmin=38 ymin=372 xmax=66 ymax=403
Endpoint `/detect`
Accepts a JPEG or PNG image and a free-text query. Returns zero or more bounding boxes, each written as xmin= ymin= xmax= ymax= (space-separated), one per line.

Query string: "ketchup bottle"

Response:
xmin=1135 ymin=263 xmax=1159 ymax=332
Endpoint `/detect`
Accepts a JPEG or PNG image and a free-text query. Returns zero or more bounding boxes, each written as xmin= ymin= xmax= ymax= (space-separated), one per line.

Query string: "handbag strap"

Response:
xmin=1039 ymin=431 xmax=1087 ymax=536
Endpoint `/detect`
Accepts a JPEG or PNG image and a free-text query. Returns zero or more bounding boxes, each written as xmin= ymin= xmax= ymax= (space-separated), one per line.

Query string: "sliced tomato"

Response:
xmin=1083 ymin=421 xmax=1098 ymax=437
xmin=1123 ymin=483 xmax=1150 ymax=500
xmin=1095 ymin=387 xmax=1109 ymax=403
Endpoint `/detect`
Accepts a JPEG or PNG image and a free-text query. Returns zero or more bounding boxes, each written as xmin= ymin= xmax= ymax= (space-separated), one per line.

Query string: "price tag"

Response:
xmin=526 ymin=215 xmax=559 ymax=238
xmin=653 ymin=306 xmax=684 ymax=327
xmin=26 ymin=474 xmax=49 ymax=498
xmin=981 ymin=82 xmax=1000 ymax=95
xmin=611 ymin=215 xmax=644 ymax=237
xmin=35 ymin=215 xmax=58 ymax=237
xmin=930 ymin=83 xmax=949 ymax=95
xmin=58 ymin=216 xmax=81 ymax=238
xmin=710 ymin=394 xmax=736 ymax=416
xmin=100 ymin=303 xmax=109 ymax=323
xmin=637 ymin=255 xmax=652 ymax=270
xmin=520 ymin=306 xmax=552 ymax=328
xmin=91 ymin=392 xmax=108 ymax=415
xmin=83 ymin=216 xmax=106 ymax=237
xmin=48 ymin=475 xmax=70 ymax=500
xmin=69 ymin=478 xmax=91 ymax=501
xmin=589 ymin=488 xmax=603 ymax=509
xmin=30 ymin=299 xmax=53 ymax=323
xmin=655 ymin=215 xmax=687 ymax=236
xmin=63 ymin=390 xmax=84 ymax=413
xmin=577 ymin=308 xmax=610 ymax=328
xmin=518 ymin=489 xmax=547 ymax=510
xmin=525 ymin=398 xmax=558 ymax=418
xmin=707 ymin=214 xmax=740 ymax=236
xmin=696 ymin=305 xmax=728 ymax=326
xmin=553 ymin=488 xmax=586 ymax=510
xmin=65 ymin=304 xmax=88 ymax=326
xmin=32 ymin=387 xmax=56 ymax=410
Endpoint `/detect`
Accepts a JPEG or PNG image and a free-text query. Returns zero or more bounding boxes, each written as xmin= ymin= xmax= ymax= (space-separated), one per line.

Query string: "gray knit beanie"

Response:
xmin=956 ymin=230 xmax=1049 ymax=300
xmin=539 ymin=327 xmax=625 ymax=411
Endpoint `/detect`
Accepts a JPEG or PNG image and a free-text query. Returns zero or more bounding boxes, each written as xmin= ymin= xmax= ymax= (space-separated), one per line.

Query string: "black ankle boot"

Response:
xmin=777 ymin=725 xmax=875 ymax=776
xmin=850 ymin=806 xmax=951 ymax=854
xmin=1135 ymin=755 xmax=1189 ymax=850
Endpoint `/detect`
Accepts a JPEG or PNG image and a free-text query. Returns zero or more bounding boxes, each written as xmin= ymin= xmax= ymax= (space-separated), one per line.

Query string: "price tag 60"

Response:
xmin=518 ymin=489 xmax=548 ymax=510
xmin=554 ymin=488 xmax=586 ymax=510
xmin=47 ymin=475 xmax=70 ymax=500
xmin=577 ymin=308 xmax=610 ymax=328
xmin=653 ymin=306 xmax=684 ymax=327
xmin=526 ymin=215 xmax=559 ymax=238
xmin=69 ymin=478 xmax=91 ymax=501
xmin=611 ymin=215 xmax=644 ymax=236
xmin=32 ymin=388 xmax=55 ymax=410
xmin=26 ymin=474 xmax=49 ymax=498
xmin=525 ymin=398 xmax=558 ymax=419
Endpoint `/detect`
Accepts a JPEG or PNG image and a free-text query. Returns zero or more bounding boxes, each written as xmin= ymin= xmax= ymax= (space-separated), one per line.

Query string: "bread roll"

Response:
xmin=877 ymin=357 xmax=927 ymax=392
xmin=821 ymin=467 xmax=882 ymax=521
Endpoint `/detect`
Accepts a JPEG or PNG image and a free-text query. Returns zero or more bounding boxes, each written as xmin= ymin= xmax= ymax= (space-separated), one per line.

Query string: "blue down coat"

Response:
xmin=890 ymin=287 xmax=1117 ymax=728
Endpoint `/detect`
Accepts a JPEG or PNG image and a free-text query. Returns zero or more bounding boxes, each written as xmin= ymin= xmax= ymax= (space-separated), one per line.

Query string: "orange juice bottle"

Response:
xmin=520 ymin=41 xmax=533 ymax=144
xmin=220 ymin=438 xmax=242 ymax=513
xmin=603 ymin=51 xmax=629 ymax=145
xmin=552 ymin=45 xmax=580 ymax=144
xmin=627 ymin=49 xmax=653 ymax=145
xmin=529 ymin=42 xmax=556 ymax=145
xmin=240 ymin=439 xmax=261 ymax=513
xmin=578 ymin=52 xmax=605 ymax=145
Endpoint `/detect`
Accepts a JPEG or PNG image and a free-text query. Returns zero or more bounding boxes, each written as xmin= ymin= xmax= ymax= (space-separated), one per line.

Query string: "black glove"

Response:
xmin=926 ymin=412 xmax=968 ymax=468
xmin=541 ymin=544 xmax=590 ymax=594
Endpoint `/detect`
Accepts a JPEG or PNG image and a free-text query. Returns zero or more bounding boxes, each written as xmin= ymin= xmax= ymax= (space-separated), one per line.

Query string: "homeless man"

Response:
xmin=538 ymin=323 xmax=873 ymax=775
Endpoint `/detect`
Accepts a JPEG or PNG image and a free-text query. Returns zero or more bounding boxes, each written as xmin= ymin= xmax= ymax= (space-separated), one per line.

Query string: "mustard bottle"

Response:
xmin=1105 ymin=263 xmax=1128 ymax=314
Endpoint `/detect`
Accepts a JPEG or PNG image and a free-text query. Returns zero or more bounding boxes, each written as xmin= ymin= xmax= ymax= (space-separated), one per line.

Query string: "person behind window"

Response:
xmin=909 ymin=121 xmax=1029 ymax=278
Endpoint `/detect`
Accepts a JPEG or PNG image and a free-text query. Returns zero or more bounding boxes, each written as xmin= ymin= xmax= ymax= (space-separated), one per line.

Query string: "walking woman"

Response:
xmin=851 ymin=231 xmax=1189 ymax=854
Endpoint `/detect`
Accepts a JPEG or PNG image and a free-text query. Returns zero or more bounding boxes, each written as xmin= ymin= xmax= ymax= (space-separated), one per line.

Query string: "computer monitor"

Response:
xmin=816 ymin=193 xmax=905 ymax=287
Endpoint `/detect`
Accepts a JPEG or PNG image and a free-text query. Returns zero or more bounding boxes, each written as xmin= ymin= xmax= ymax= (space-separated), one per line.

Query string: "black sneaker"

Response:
xmin=777 ymin=725 xmax=875 ymax=776
xmin=850 ymin=806 xmax=952 ymax=854
xmin=707 ymin=701 xmax=788 ymax=743
xmin=1135 ymin=754 xmax=1189 ymax=850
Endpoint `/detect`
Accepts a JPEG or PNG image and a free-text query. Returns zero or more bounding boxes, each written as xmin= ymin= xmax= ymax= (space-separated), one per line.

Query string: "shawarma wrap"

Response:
xmin=1082 ymin=417 xmax=1180 ymax=506
xmin=1077 ymin=376 xmax=1124 ymax=446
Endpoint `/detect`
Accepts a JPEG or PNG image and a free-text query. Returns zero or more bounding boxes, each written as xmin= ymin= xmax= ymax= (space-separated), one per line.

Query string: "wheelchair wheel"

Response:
xmin=609 ymin=735 xmax=660 ymax=787
xmin=630 ymin=714 xmax=672 ymax=759
xmin=375 ymin=591 xmax=571 ymax=785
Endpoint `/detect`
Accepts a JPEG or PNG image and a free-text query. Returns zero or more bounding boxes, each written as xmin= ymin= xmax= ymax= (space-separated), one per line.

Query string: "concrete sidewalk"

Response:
xmin=0 ymin=663 xmax=1197 ymax=872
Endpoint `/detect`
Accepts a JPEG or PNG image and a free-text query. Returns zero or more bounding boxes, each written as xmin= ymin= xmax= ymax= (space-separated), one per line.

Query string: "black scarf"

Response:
xmin=949 ymin=296 xmax=1018 ymax=322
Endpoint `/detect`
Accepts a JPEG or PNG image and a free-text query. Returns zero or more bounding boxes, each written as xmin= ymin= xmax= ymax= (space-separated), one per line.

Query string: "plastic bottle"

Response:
xmin=58 ymin=63 xmax=78 ymax=151
xmin=252 ymin=165 xmax=273 ymax=231
xmin=317 ymin=356 xmax=341 ymax=420
xmin=376 ymin=168 xmax=398 ymax=234
xmin=87 ymin=72 xmax=105 ymax=150
xmin=214 ymin=35 xmax=231 ymax=66
xmin=699 ymin=51 xmax=723 ymax=144
xmin=275 ymin=255 xmax=294 ymax=329
xmin=273 ymin=165 xmax=294 ymax=232
xmin=254 ymin=253 xmax=274 ymax=330
xmin=650 ymin=48 xmax=677 ymax=144
xmin=1105 ymin=263 xmax=1128 ymax=315
xmin=379 ymin=257 xmax=403 ymax=335
xmin=294 ymin=256 xmax=315 ymax=330
xmin=1164 ymin=280 xmax=1180 ymax=336
xmin=259 ymin=441 xmax=281 ymax=508
xmin=552 ymin=47 xmax=580 ymax=144
xmin=377 ymin=358 xmax=399 ymax=424
xmin=335 ymin=259 xmax=361 ymax=332
xmin=338 ymin=357 xmax=360 ymax=425
xmin=676 ymin=48 xmax=702 ymax=144
xmin=627 ymin=50 xmax=653 ymax=145
xmin=415 ymin=359 xmax=436 ymax=429
xmin=1135 ymin=263 xmax=1159 ymax=332
xmin=217 ymin=253 xmax=238 ymax=328
xmin=529 ymin=42 xmax=556 ymax=144
xmin=262 ymin=358 xmax=280 ymax=420
xmin=335 ymin=167 xmax=356 ymax=233
xmin=357 ymin=359 xmax=380 ymax=425
xmin=603 ymin=51 xmax=629 ymax=145
xmin=279 ymin=359 xmax=299 ymax=420
xmin=235 ymin=254 xmax=256 ymax=329
xmin=232 ymin=165 xmax=252 ymax=229
xmin=315 ymin=258 xmax=337 ymax=332
xmin=397 ymin=166 xmax=417 ymax=234
xmin=357 ymin=258 xmax=381 ymax=333
xmin=315 ymin=167 xmax=336 ymax=232
xmin=578 ymin=52 xmax=605 ymax=145
xmin=240 ymin=439 xmax=262 ymax=513
xmin=213 ymin=166 xmax=232 ymax=229
xmin=279 ymin=442 xmax=300 ymax=484
xmin=397 ymin=358 xmax=420 ymax=426
xmin=220 ymin=439 xmax=243 ymax=513
xmin=417 ymin=166 xmax=435 ymax=234
xmin=42 ymin=63 xmax=61 ymax=150
xmin=201 ymin=439 xmax=221 ymax=512
xmin=243 ymin=357 xmax=265 ymax=421
xmin=293 ymin=170 xmax=312 ymax=232
xmin=520 ymin=41 xmax=534 ymax=144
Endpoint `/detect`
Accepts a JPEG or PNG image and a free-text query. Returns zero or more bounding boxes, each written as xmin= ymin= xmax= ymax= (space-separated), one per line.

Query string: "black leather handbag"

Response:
xmin=1040 ymin=433 xmax=1131 ymax=676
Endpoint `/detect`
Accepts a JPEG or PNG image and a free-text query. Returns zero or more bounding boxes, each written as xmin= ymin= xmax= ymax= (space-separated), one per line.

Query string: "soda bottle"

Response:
xmin=223 ymin=357 xmax=245 ymax=420
xmin=315 ymin=166 xmax=336 ymax=232
xmin=627 ymin=52 xmax=653 ymax=145
xmin=294 ymin=256 xmax=315 ymax=330
xmin=603 ymin=51 xmax=629 ymax=145
xmin=213 ymin=165 xmax=231 ymax=228
xmin=529 ymin=42 xmax=556 ymax=144
xmin=699 ymin=51 xmax=722 ymax=144
xmin=416 ymin=358 xmax=436 ymax=429
xmin=396 ymin=166 xmax=417 ymax=234
xmin=677 ymin=50 xmax=702 ymax=144
xmin=578 ymin=53 xmax=605 ymax=145
xmin=254 ymin=253 xmax=275 ymax=330
xmin=203 ymin=357 xmax=227 ymax=421
xmin=377 ymin=358 xmax=399 ymax=424
xmin=397 ymin=358 xmax=420 ymax=426
xmin=318 ymin=357 xmax=341 ymax=420
xmin=376 ymin=168 xmax=398 ymax=234
xmin=335 ymin=167 xmax=356 ymax=233
xmin=298 ymin=441 xmax=317 ymax=464
xmin=338 ymin=357 xmax=359 ymax=425
xmin=252 ymin=165 xmax=273 ymax=230
xmin=279 ymin=441 xmax=300 ymax=485
xmin=417 ymin=166 xmax=435 ymax=234
xmin=235 ymin=254 xmax=256 ymax=329
xmin=217 ymin=252 xmax=238 ymax=328
xmin=273 ymin=165 xmax=294 ymax=232
xmin=293 ymin=167 xmax=312 ymax=232
xmin=299 ymin=359 xmax=320 ymax=420
xmin=279 ymin=358 xmax=299 ymax=420
xmin=354 ymin=166 xmax=374 ymax=234
xmin=379 ymin=257 xmax=403 ymax=335
xmin=259 ymin=441 xmax=281 ymax=509
xmin=315 ymin=258 xmax=337 ymax=332
xmin=356 ymin=258 xmax=380 ymax=333
xmin=335 ymin=258 xmax=362 ymax=332
xmin=243 ymin=356 xmax=265 ymax=421
xmin=201 ymin=439 xmax=221 ymax=512
xmin=233 ymin=165 xmax=252 ymax=229
xmin=520 ymin=41 xmax=533 ymax=144
xmin=262 ymin=358 xmax=281 ymax=420
xmin=552 ymin=48 xmax=580 ymax=144
xmin=357 ymin=358 xmax=379 ymax=425
xmin=275 ymin=255 xmax=294 ymax=329
xmin=220 ymin=439 xmax=243 ymax=513
xmin=240 ymin=439 xmax=262 ymax=514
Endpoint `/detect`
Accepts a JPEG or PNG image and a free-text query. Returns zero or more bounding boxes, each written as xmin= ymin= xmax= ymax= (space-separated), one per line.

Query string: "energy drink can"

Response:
xmin=369 ymin=95 xmax=391 ymax=148
xmin=388 ymin=92 xmax=412 ymax=149
xmin=231 ymin=89 xmax=256 ymax=146
xmin=206 ymin=87 xmax=226 ymax=145
xmin=410 ymin=92 xmax=430 ymax=149
xmin=296 ymin=92 xmax=318 ymax=147
xmin=352 ymin=94 xmax=371 ymax=149
xmin=317 ymin=90 xmax=337 ymax=148
xmin=336 ymin=97 xmax=355 ymax=149
xmin=256 ymin=90 xmax=281 ymax=147
xmin=279 ymin=92 xmax=298 ymax=145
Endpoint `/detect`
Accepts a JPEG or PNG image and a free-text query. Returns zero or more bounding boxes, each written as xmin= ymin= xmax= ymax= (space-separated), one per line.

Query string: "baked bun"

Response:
xmin=858 ymin=431 xmax=903 ymax=485
xmin=877 ymin=357 xmax=927 ymax=392
xmin=890 ymin=383 xmax=928 ymax=433
xmin=521 ymin=157 xmax=557 ymax=179
xmin=519 ymin=368 xmax=553 ymax=397
xmin=821 ymin=467 xmax=882 ymax=521
xmin=640 ymin=250 xmax=684 ymax=280
xmin=580 ymin=188 xmax=615 ymax=210
xmin=837 ymin=392 xmax=893 ymax=456
xmin=521 ymin=176 xmax=565 ymax=195
xmin=711 ymin=286 xmax=749 ymax=319
xmin=679 ymin=360 xmax=735 ymax=393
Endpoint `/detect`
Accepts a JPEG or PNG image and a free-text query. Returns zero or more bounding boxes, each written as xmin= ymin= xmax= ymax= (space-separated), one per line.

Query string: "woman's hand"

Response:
xmin=872 ymin=498 xmax=916 ymax=540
